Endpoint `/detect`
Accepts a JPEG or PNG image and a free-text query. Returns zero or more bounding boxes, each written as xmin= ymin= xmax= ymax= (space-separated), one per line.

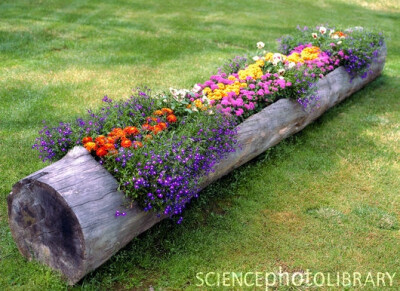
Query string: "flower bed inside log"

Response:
xmin=8 ymin=26 xmax=387 ymax=284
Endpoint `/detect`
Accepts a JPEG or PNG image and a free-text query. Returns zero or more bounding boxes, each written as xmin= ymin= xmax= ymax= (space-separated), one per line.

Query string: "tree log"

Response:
xmin=8 ymin=46 xmax=386 ymax=284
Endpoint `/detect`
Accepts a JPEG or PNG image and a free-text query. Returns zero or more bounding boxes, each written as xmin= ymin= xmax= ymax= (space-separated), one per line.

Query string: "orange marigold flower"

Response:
xmin=144 ymin=134 xmax=153 ymax=141
xmin=166 ymin=114 xmax=177 ymax=123
xmin=133 ymin=141 xmax=143 ymax=148
xmin=153 ymin=110 xmax=164 ymax=116
xmin=120 ymin=138 xmax=132 ymax=148
xmin=332 ymin=31 xmax=347 ymax=38
xmin=123 ymin=126 xmax=140 ymax=136
xmin=145 ymin=116 xmax=159 ymax=123
xmin=158 ymin=122 xmax=167 ymax=130
xmin=82 ymin=136 xmax=93 ymax=144
xmin=84 ymin=142 xmax=97 ymax=152
xmin=107 ymin=137 xmax=116 ymax=144
xmin=142 ymin=124 xmax=154 ymax=131
xmin=152 ymin=124 xmax=163 ymax=134
xmin=109 ymin=128 xmax=125 ymax=138
xmin=104 ymin=143 xmax=115 ymax=150
xmin=161 ymin=108 xmax=174 ymax=115
xmin=95 ymin=135 xmax=106 ymax=146
xmin=96 ymin=147 xmax=108 ymax=157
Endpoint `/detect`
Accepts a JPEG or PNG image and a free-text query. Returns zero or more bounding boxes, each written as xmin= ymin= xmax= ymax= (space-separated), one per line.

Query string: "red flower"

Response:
xmin=96 ymin=147 xmax=108 ymax=157
xmin=152 ymin=124 xmax=163 ymax=134
xmin=123 ymin=126 xmax=140 ymax=136
xmin=158 ymin=122 xmax=167 ymax=130
xmin=153 ymin=110 xmax=164 ymax=116
xmin=104 ymin=143 xmax=115 ymax=150
xmin=84 ymin=142 xmax=97 ymax=152
xmin=82 ymin=136 xmax=93 ymax=144
xmin=142 ymin=124 xmax=154 ymax=131
xmin=107 ymin=137 xmax=116 ymax=144
xmin=166 ymin=114 xmax=177 ymax=123
xmin=95 ymin=135 xmax=106 ymax=146
xmin=121 ymin=138 xmax=132 ymax=148
xmin=109 ymin=128 xmax=125 ymax=139
xmin=162 ymin=108 xmax=174 ymax=115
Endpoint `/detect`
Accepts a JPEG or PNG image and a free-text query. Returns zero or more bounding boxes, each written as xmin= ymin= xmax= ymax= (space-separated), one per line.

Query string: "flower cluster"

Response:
xmin=32 ymin=25 xmax=384 ymax=223
xmin=33 ymin=89 xmax=238 ymax=221
xmin=32 ymin=121 xmax=75 ymax=162
xmin=82 ymin=108 xmax=177 ymax=158
xmin=186 ymin=40 xmax=340 ymax=116
xmin=278 ymin=25 xmax=384 ymax=81
xmin=103 ymin=113 xmax=238 ymax=222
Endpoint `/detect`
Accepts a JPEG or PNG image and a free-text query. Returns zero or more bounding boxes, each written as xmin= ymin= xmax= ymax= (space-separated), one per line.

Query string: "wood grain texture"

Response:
xmin=8 ymin=45 xmax=386 ymax=284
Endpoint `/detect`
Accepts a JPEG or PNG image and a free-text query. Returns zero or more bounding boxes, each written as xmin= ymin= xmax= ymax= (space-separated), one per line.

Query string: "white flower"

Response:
xmin=329 ymin=29 xmax=334 ymax=35
xmin=272 ymin=53 xmax=283 ymax=66
xmin=208 ymin=109 xmax=214 ymax=115
xmin=257 ymin=41 xmax=265 ymax=49
xmin=192 ymin=107 xmax=198 ymax=112
xmin=252 ymin=56 xmax=260 ymax=61
xmin=169 ymin=87 xmax=177 ymax=96
xmin=163 ymin=99 xmax=168 ymax=103
xmin=337 ymin=41 xmax=342 ymax=45
xmin=312 ymin=33 xmax=318 ymax=39
xmin=279 ymin=76 xmax=285 ymax=80
xmin=262 ymin=50 xmax=267 ymax=54
xmin=192 ymin=84 xmax=202 ymax=93
xmin=288 ymin=62 xmax=296 ymax=69
xmin=278 ymin=68 xmax=285 ymax=76
xmin=331 ymin=34 xmax=339 ymax=39
xmin=319 ymin=26 xmax=326 ymax=34
xmin=177 ymin=89 xmax=187 ymax=96
xmin=273 ymin=53 xmax=283 ymax=62
xmin=273 ymin=53 xmax=283 ymax=60
xmin=170 ymin=87 xmax=190 ymax=102
xmin=201 ymin=96 xmax=210 ymax=105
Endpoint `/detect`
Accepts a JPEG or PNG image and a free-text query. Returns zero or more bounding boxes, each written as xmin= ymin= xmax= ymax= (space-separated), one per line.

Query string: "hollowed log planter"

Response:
xmin=8 ymin=46 xmax=386 ymax=284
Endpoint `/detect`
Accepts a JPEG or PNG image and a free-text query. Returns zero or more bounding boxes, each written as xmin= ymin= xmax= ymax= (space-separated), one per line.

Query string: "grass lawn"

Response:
xmin=1 ymin=0 xmax=399 ymax=290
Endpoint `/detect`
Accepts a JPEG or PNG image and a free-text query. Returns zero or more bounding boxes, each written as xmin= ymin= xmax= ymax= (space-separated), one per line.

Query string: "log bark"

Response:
xmin=8 ymin=45 xmax=386 ymax=284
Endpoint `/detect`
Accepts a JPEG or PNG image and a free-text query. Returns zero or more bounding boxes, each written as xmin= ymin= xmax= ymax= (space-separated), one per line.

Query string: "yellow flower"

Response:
xmin=287 ymin=52 xmax=304 ymax=64
xmin=203 ymin=87 xmax=211 ymax=94
xmin=256 ymin=59 xmax=265 ymax=67
xmin=264 ymin=52 xmax=274 ymax=62
xmin=193 ymin=99 xmax=203 ymax=109
xmin=212 ymin=91 xmax=222 ymax=100
xmin=301 ymin=46 xmax=321 ymax=61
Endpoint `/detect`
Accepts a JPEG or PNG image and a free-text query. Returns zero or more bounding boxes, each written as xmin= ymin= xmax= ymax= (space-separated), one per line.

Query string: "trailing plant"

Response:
xmin=32 ymin=25 xmax=384 ymax=221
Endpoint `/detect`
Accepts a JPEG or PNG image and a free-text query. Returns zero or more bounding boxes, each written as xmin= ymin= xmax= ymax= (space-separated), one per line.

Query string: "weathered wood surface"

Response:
xmin=8 ymin=45 xmax=386 ymax=284
xmin=202 ymin=45 xmax=387 ymax=186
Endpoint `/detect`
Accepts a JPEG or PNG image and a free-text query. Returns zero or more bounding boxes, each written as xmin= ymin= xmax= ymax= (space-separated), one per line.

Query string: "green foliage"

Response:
xmin=0 ymin=0 xmax=399 ymax=290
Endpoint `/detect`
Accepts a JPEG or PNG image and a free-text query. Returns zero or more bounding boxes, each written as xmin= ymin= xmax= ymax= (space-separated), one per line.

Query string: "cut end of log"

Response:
xmin=8 ymin=178 xmax=85 ymax=283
